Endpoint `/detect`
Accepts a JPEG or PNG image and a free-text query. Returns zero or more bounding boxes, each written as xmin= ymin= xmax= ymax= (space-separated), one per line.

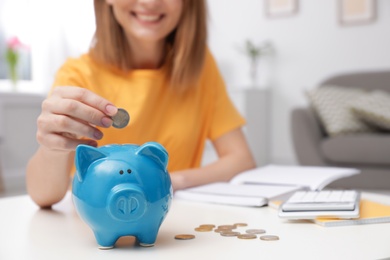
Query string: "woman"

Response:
xmin=26 ymin=0 xmax=256 ymax=208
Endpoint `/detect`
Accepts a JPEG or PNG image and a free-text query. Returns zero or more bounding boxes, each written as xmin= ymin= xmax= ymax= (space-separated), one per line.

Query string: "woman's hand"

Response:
xmin=36 ymin=86 xmax=118 ymax=151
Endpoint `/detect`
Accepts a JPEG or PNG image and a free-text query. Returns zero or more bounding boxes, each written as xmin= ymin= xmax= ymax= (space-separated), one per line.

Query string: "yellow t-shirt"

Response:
xmin=52 ymin=49 xmax=245 ymax=173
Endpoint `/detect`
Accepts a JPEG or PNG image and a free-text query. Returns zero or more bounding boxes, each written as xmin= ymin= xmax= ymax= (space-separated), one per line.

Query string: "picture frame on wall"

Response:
xmin=339 ymin=0 xmax=376 ymax=25
xmin=265 ymin=0 xmax=298 ymax=18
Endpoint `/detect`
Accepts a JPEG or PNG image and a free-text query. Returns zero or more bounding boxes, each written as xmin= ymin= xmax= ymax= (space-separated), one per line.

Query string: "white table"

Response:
xmin=1 ymin=192 xmax=390 ymax=260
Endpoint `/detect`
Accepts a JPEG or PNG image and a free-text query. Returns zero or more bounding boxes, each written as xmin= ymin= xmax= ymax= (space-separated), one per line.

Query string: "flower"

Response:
xmin=5 ymin=37 xmax=25 ymax=85
xmin=7 ymin=37 xmax=23 ymax=49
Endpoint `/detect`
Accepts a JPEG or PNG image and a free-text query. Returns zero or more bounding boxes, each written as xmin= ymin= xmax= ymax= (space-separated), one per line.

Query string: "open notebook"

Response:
xmin=174 ymin=165 xmax=360 ymax=207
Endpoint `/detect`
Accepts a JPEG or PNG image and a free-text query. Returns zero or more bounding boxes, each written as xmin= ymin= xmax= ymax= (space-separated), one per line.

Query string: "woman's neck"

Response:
xmin=128 ymin=39 xmax=166 ymax=69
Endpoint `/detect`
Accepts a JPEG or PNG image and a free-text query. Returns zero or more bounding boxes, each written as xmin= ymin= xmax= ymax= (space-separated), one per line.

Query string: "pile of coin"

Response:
xmin=174 ymin=222 xmax=279 ymax=241
xmin=195 ymin=224 xmax=215 ymax=232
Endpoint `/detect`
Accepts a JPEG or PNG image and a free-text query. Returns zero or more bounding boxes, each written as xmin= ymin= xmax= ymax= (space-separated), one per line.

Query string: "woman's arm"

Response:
xmin=170 ymin=127 xmax=256 ymax=191
xmin=26 ymin=87 xmax=118 ymax=208
xmin=26 ymin=148 xmax=74 ymax=208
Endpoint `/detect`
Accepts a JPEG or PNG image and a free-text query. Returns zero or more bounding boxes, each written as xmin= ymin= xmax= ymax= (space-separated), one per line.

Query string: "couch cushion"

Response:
xmin=350 ymin=90 xmax=390 ymax=131
xmin=305 ymin=86 xmax=375 ymax=136
xmin=321 ymin=134 xmax=390 ymax=165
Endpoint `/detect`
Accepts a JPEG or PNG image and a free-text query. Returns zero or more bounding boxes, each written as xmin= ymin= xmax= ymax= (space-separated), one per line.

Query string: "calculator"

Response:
xmin=278 ymin=190 xmax=360 ymax=219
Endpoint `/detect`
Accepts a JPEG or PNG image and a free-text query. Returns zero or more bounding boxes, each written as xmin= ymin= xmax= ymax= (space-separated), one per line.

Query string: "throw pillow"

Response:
xmin=350 ymin=90 xmax=390 ymax=131
xmin=305 ymin=86 xmax=375 ymax=136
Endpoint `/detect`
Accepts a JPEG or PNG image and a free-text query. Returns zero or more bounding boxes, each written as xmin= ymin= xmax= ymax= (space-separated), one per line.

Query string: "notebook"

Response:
xmin=174 ymin=164 xmax=360 ymax=207
xmin=174 ymin=183 xmax=300 ymax=207
xmin=313 ymin=199 xmax=390 ymax=227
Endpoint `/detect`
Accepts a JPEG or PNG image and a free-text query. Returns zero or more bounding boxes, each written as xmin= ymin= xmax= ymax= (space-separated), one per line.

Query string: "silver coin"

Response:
xmin=246 ymin=229 xmax=266 ymax=234
xmin=220 ymin=231 xmax=240 ymax=237
xmin=237 ymin=234 xmax=257 ymax=240
xmin=260 ymin=235 xmax=279 ymax=241
xmin=111 ymin=108 xmax=130 ymax=129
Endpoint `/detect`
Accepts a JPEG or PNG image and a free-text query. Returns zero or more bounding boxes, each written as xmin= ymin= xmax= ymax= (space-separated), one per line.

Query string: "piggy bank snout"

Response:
xmin=107 ymin=184 xmax=147 ymax=222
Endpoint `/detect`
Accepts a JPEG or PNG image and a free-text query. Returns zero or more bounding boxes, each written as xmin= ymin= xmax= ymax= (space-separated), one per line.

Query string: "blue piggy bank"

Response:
xmin=72 ymin=142 xmax=172 ymax=249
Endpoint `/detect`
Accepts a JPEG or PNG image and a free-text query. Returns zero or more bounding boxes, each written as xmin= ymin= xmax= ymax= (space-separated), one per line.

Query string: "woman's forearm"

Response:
xmin=26 ymin=147 xmax=74 ymax=208
xmin=170 ymin=128 xmax=256 ymax=191
xmin=171 ymin=148 xmax=256 ymax=191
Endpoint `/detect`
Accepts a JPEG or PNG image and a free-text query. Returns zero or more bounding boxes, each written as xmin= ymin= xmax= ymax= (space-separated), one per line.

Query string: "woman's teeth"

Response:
xmin=137 ymin=14 xmax=160 ymax=22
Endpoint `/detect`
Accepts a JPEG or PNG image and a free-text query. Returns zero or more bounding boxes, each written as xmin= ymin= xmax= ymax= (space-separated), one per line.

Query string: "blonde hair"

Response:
xmin=91 ymin=0 xmax=207 ymax=90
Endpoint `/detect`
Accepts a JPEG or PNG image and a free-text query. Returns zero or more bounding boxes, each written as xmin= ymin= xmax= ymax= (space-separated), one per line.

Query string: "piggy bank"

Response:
xmin=72 ymin=142 xmax=172 ymax=249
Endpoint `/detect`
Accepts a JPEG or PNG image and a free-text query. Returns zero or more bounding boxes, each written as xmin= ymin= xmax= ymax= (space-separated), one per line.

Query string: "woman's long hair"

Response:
xmin=91 ymin=0 xmax=207 ymax=90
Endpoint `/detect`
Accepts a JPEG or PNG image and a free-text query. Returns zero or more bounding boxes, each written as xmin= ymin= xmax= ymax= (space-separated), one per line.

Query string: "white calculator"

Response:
xmin=278 ymin=190 xmax=360 ymax=219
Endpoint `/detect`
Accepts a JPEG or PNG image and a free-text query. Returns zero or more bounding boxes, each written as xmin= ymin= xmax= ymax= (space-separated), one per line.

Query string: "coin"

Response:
xmin=246 ymin=229 xmax=266 ymax=234
xmin=199 ymin=224 xmax=216 ymax=229
xmin=234 ymin=223 xmax=248 ymax=227
xmin=217 ymin=225 xmax=235 ymax=230
xmin=237 ymin=234 xmax=257 ymax=239
xmin=111 ymin=108 xmax=130 ymax=128
xmin=220 ymin=231 xmax=240 ymax=237
xmin=174 ymin=234 xmax=195 ymax=240
xmin=194 ymin=227 xmax=212 ymax=232
xmin=260 ymin=235 xmax=279 ymax=241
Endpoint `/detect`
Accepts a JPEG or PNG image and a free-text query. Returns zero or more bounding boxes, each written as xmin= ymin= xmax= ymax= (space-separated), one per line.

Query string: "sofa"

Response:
xmin=291 ymin=70 xmax=390 ymax=189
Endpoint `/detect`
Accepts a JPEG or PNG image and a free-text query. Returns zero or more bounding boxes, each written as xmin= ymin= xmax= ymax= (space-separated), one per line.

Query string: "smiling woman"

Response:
xmin=26 ymin=0 xmax=256 ymax=208
xmin=92 ymin=0 xmax=207 ymax=90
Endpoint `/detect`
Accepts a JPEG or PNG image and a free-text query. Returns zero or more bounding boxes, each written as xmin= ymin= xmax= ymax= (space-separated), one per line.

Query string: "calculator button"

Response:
xmin=314 ymin=191 xmax=331 ymax=202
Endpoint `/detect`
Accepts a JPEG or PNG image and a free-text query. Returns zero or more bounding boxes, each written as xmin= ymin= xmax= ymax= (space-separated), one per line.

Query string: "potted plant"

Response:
xmin=240 ymin=40 xmax=273 ymax=86
xmin=5 ymin=36 xmax=26 ymax=91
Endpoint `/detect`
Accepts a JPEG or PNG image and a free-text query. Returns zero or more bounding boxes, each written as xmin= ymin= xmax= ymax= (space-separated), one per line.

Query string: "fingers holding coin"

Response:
xmin=45 ymin=98 xmax=114 ymax=129
xmin=38 ymin=87 xmax=131 ymax=152
xmin=49 ymin=87 xmax=118 ymax=128
xmin=49 ymin=106 xmax=130 ymax=150
xmin=36 ymin=113 xmax=100 ymax=151
xmin=51 ymin=86 xmax=118 ymax=117
xmin=37 ymin=87 xmax=119 ymax=151
xmin=49 ymin=87 xmax=131 ymax=129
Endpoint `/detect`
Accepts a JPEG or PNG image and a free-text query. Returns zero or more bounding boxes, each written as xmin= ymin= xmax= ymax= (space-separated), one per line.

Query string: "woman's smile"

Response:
xmin=131 ymin=11 xmax=164 ymax=24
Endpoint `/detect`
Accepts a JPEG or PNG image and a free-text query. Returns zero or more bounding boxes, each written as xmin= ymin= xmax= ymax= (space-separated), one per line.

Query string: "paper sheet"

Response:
xmin=174 ymin=183 xmax=301 ymax=207
xmin=230 ymin=164 xmax=360 ymax=190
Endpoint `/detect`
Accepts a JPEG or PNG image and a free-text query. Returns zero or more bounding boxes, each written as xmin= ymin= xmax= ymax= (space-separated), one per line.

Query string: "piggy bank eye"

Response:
xmin=127 ymin=169 xmax=132 ymax=174
xmin=119 ymin=170 xmax=124 ymax=175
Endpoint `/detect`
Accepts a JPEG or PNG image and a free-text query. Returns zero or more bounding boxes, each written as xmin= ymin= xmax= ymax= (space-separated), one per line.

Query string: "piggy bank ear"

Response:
xmin=136 ymin=142 xmax=169 ymax=169
xmin=75 ymin=145 xmax=107 ymax=182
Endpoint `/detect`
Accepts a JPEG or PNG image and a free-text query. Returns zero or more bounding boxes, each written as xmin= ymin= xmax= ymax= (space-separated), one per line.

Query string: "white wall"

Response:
xmin=0 ymin=0 xmax=95 ymax=93
xmin=207 ymin=0 xmax=390 ymax=164
xmin=30 ymin=0 xmax=95 ymax=93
